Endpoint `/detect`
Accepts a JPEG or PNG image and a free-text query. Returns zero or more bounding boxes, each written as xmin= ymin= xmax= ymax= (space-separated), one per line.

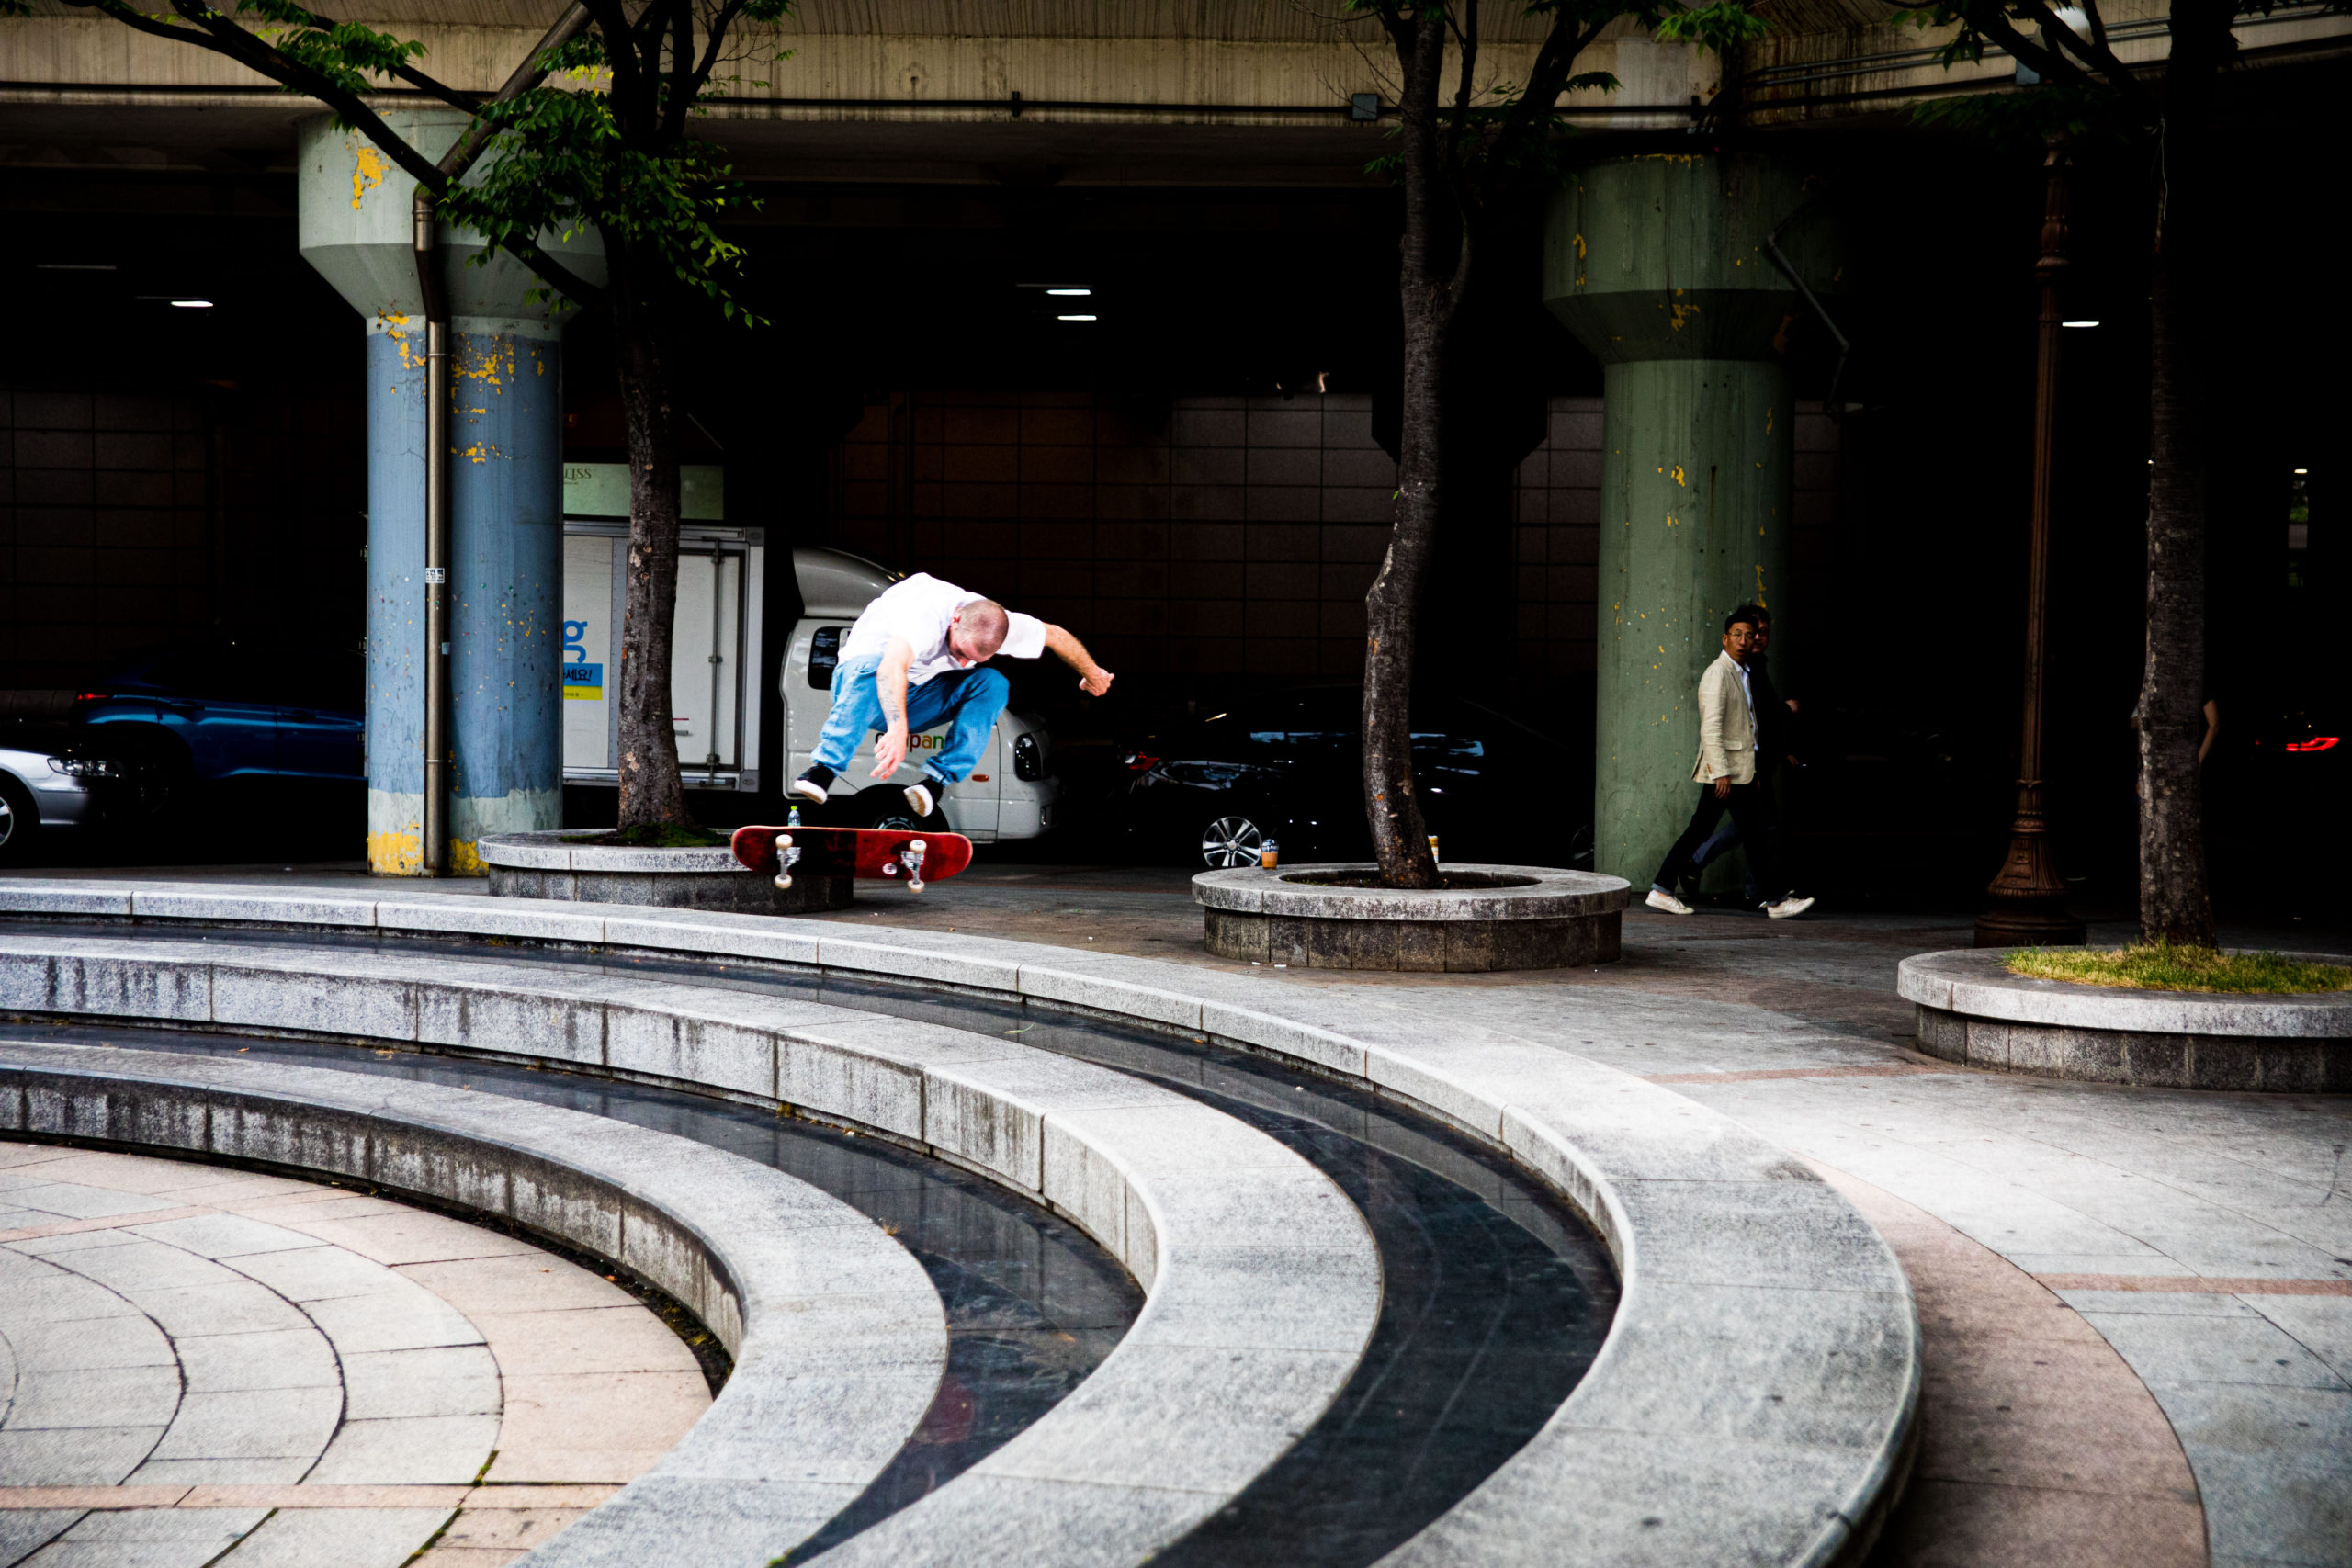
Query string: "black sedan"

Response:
xmin=1117 ymin=686 xmax=1589 ymax=869
xmin=75 ymin=637 xmax=365 ymax=795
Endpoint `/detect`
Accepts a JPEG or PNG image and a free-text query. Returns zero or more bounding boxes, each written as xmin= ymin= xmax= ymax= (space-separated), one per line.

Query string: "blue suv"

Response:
xmin=75 ymin=639 xmax=365 ymax=793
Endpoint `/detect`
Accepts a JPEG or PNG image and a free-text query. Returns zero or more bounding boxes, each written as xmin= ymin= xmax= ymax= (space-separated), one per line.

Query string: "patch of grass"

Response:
xmin=2007 ymin=942 xmax=2352 ymax=995
xmin=561 ymin=824 xmax=731 ymax=849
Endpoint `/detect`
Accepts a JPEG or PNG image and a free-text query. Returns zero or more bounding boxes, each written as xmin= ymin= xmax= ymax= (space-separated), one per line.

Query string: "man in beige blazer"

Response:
xmin=1645 ymin=609 xmax=1815 ymax=919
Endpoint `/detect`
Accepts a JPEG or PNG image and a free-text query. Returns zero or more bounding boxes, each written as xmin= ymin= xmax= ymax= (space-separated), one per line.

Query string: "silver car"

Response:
xmin=0 ymin=724 xmax=148 ymax=866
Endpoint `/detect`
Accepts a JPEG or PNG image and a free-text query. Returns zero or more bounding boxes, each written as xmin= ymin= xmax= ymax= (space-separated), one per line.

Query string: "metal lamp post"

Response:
xmin=1976 ymin=136 xmax=2088 ymax=947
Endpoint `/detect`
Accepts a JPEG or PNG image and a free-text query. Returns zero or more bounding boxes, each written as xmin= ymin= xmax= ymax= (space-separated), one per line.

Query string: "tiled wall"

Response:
xmin=2 ymin=391 xmax=212 ymax=691
xmin=4 ymin=380 xmax=1839 ymax=706
xmin=0 ymin=387 xmax=364 ymax=691
xmin=827 ymin=389 xmax=1843 ymax=698
xmin=830 ymin=391 xmax=1600 ymax=688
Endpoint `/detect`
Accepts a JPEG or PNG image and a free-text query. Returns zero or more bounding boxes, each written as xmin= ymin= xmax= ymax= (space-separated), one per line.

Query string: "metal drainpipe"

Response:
xmin=1761 ymin=204 xmax=1852 ymax=416
xmin=413 ymin=190 xmax=451 ymax=874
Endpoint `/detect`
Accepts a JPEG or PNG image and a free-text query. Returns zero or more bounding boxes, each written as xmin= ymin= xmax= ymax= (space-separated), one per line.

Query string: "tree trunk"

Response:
xmin=2134 ymin=0 xmax=2224 ymax=945
xmin=612 ymin=245 xmax=695 ymax=830
xmin=1363 ymin=9 xmax=1453 ymax=890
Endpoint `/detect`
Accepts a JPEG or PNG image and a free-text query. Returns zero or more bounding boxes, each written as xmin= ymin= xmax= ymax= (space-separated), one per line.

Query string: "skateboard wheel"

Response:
xmin=909 ymin=879 xmax=925 ymax=893
xmin=774 ymin=873 xmax=793 ymax=890
xmin=909 ymin=840 xmax=926 ymax=853
xmin=883 ymin=863 xmax=897 ymax=875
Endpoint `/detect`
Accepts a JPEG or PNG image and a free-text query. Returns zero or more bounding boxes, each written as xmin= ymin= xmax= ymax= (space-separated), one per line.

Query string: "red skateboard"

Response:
xmin=729 ymin=824 xmax=974 ymax=893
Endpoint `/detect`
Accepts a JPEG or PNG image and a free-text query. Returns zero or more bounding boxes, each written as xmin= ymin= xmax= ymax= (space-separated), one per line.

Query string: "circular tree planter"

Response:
xmin=476 ymin=829 xmax=854 ymax=915
xmin=1193 ymin=863 xmax=1630 ymax=973
xmin=1897 ymin=948 xmax=2352 ymax=1092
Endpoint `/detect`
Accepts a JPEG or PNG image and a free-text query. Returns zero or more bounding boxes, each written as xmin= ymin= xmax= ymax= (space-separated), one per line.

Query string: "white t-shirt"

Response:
xmin=840 ymin=573 xmax=1048 ymax=685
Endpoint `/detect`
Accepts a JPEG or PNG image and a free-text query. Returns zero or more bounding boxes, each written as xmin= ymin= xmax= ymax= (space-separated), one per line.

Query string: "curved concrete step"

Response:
xmin=0 ymin=883 xmax=1918 ymax=1568
xmin=0 ymin=1039 xmax=943 ymax=1567
xmin=0 ymin=928 xmax=1385 ymax=1568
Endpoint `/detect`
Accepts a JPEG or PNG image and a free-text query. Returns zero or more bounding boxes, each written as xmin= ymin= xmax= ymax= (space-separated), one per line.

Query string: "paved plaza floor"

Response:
xmin=0 ymin=1140 xmax=709 ymax=1567
xmin=3 ymin=857 xmax=2346 ymax=1568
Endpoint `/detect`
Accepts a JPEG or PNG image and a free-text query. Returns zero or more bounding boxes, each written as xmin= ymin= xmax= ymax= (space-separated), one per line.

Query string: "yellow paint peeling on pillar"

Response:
xmin=350 ymin=143 xmax=389 ymax=210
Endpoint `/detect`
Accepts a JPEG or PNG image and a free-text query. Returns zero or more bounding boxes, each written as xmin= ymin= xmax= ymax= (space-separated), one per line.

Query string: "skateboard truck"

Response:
xmin=899 ymin=839 xmax=928 ymax=892
xmin=772 ymin=832 xmax=800 ymax=891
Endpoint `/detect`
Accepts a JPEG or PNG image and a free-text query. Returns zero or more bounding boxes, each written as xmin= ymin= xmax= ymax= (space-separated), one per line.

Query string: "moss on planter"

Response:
xmin=2007 ymin=942 xmax=2352 ymax=996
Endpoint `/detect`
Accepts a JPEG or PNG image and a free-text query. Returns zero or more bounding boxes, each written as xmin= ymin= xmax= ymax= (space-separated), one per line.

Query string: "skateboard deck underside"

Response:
xmin=729 ymin=825 xmax=974 ymax=881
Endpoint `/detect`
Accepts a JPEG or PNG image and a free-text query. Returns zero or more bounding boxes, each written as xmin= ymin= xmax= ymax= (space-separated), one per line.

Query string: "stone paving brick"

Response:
xmin=265 ymin=1211 xmax=539 ymax=1267
xmin=204 ymin=1506 xmax=459 ymax=1568
xmin=0 ymin=1141 xmax=713 ymax=1567
xmin=395 ymin=1256 xmax=637 ymax=1315
xmin=339 ymin=1347 xmax=501 ymax=1420
xmin=463 ymin=1305 xmax=714 ymax=1377
xmin=482 ymin=1371 xmax=709 ymax=1483
xmin=124 ymin=1214 xmax=329 ymax=1260
xmin=0 ymin=1427 xmax=164 ymax=1486
xmin=307 ymin=1416 xmax=503 ymax=1485
xmin=175 ymin=1329 xmax=342 ymax=1394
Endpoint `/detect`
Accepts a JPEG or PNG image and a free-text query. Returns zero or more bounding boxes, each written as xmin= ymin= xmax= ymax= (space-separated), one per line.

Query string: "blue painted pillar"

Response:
xmin=447 ymin=323 xmax=564 ymax=865
xmin=363 ymin=321 xmax=429 ymax=870
xmin=295 ymin=110 xmax=603 ymax=874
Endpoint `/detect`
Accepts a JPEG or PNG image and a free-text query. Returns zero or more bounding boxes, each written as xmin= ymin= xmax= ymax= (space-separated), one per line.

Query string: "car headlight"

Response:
xmin=1013 ymin=730 xmax=1046 ymax=782
xmin=49 ymin=756 xmax=120 ymax=780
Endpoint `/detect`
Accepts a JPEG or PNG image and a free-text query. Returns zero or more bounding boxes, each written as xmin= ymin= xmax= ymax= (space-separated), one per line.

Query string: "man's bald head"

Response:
xmin=949 ymin=600 xmax=1010 ymax=664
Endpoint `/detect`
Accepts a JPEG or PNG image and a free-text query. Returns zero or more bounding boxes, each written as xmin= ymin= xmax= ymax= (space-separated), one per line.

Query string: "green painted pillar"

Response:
xmin=1542 ymin=153 xmax=1836 ymax=886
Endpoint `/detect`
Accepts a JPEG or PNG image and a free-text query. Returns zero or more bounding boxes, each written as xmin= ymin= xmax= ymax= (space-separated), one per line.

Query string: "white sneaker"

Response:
xmin=1645 ymin=888 xmax=1695 ymax=916
xmin=787 ymin=776 xmax=830 ymax=806
xmin=1765 ymin=895 xmax=1815 ymax=919
xmin=903 ymin=782 xmax=936 ymax=818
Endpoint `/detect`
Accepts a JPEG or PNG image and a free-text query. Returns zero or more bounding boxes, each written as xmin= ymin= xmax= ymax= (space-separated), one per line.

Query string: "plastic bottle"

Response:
xmin=1260 ymin=838 xmax=1279 ymax=870
xmin=787 ymin=805 xmax=802 ymax=829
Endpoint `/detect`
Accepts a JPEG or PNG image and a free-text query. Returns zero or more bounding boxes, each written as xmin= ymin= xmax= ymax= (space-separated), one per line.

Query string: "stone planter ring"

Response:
xmin=1193 ymin=863 xmax=1630 ymax=972
xmin=1898 ymin=947 xmax=2352 ymax=1092
xmin=477 ymin=829 xmax=854 ymax=915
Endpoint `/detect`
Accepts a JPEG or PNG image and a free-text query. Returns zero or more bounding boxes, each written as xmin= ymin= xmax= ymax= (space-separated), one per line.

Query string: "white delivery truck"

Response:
xmin=560 ymin=464 xmax=1057 ymax=840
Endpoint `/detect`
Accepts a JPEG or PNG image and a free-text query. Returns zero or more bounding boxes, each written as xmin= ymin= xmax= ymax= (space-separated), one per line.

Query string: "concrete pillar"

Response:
xmin=294 ymin=110 xmax=605 ymax=873
xmin=1542 ymin=153 xmax=1835 ymax=886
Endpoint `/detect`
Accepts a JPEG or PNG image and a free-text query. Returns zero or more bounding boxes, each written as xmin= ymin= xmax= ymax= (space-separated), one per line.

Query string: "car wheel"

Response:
xmin=856 ymin=786 xmax=939 ymax=835
xmin=1199 ymin=813 xmax=1266 ymax=869
xmin=0 ymin=776 xmax=38 ymax=866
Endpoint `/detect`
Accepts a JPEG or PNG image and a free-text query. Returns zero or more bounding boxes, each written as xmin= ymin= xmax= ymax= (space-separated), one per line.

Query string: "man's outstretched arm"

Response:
xmin=869 ymin=637 xmax=916 ymax=777
xmin=1043 ymin=625 xmax=1115 ymax=697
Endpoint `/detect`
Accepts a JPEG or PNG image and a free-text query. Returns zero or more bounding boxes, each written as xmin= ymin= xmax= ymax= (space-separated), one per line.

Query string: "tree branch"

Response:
xmin=580 ymin=0 xmax=643 ymax=118
xmin=512 ymin=239 xmax=605 ymax=308
xmin=125 ymin=0 xmax=460 ymax=196
xmin=439 ymin=1 xmax=594 ymax=180
xmin=1968 ymin=8 xmax=2088 ymax=86
xmin=2014 ymin=0 xmax=2155 ymax=107
xmin=1443 ymin=0 xmax=1480 ymax=174
xmin=683 ymin=0 xmax=756 ymax=112
xmin=656 ymin=0 xmax=695 ymax=139
xmin=1492 ymin=7 xmax=1600 ymax=159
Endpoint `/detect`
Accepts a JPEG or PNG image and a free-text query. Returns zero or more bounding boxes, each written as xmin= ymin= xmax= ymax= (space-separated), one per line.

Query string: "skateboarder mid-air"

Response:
xmin=789 ymin=573 xmax=1115 ymax=818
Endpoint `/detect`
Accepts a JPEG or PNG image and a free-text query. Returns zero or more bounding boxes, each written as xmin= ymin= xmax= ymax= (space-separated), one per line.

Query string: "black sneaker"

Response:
xmin=789 ymin=764 xmax=834 ymax=806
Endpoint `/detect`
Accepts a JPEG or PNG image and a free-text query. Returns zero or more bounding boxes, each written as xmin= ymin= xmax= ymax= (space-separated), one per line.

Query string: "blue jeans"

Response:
xmin=810 ymin=657 xmax=1010 ymax=785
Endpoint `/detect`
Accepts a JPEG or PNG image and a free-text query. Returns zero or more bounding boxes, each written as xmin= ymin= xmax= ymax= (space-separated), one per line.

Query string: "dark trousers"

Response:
xmin=1653 ymin=780 xmax=1786 ymax=901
